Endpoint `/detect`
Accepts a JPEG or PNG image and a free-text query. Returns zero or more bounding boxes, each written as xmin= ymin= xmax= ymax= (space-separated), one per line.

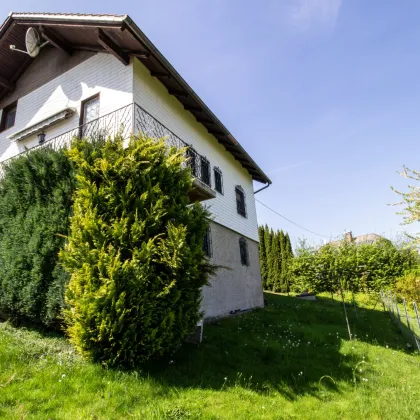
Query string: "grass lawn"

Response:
xmin=0 ymin=292 xmax=419 ymax=419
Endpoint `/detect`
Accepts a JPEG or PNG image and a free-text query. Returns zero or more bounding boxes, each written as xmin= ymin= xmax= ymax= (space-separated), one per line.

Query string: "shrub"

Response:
xmin=60 ymin=135 xmax=214 ymax=367
xmin=0 ymin=147 xmax=75 ymax=327
xmin=394 ymin=270 xmax=420 ymax=302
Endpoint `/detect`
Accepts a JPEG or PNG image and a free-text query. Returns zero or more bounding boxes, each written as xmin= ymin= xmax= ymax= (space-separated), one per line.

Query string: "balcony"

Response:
xmin=0 ymin=103 xmax=216 ymax=202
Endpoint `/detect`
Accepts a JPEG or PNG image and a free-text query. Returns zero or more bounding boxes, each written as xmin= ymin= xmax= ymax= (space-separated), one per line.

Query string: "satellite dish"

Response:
xmin=9 ymin=28 xmax=48 ymax=57
xmin=26 ymin=28 xmax=41 ymax=57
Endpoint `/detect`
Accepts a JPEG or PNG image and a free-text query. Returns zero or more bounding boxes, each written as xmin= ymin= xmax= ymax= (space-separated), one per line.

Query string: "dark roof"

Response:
xmin=0 ymin=12 xmax=271 ymax=184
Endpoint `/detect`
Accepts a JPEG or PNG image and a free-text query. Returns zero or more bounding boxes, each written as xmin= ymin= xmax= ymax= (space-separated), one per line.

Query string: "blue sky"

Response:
xmin=2 ymin=0 xmax=420 ymax=247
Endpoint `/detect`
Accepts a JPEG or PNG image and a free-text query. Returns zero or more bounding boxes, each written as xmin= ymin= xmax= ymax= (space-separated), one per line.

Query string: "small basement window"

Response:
xmin=239 ymin=237 xmax=249 ymax=266
xmin=203 ymin=227 xmax=212 ymax=257
xmin=0 ymin=101 xmax=17 ymax=132
xmin=235 ymin=186 xmax=247 ymax=218
xmin=214 ymin=167 xmax=223 ymax=194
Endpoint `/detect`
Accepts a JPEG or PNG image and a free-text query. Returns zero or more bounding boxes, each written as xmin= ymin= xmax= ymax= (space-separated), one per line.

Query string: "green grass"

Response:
xmin=0 ymin=293 xmax=419 ymax=419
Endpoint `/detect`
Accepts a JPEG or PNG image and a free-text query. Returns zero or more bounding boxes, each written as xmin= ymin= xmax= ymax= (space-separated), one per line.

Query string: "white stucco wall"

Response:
xmin=0 ymin=52 xmax=260 ymax=242
xmin=132 ymin=59 xmax=259 ymax=242
xmin=0 ymin=53 xmax=132 ymax=161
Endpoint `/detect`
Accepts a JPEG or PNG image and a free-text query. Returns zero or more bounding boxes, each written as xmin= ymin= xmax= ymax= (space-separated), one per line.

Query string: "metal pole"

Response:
xmin=414 ymin=302 xmax=420 ymax=333
xmin=395 ymin=296 xmax=401 ymax=321
xmin=403 ymin=299 xmax=411 ymax=331
xmin=390 ymin=292 xmax=395 ymax=316
xmin=338 ymin=281 xmax=352 ymax=341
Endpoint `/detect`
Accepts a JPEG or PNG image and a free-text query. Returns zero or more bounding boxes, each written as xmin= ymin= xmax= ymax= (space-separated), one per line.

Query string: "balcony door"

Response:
xmin=80 ymin=94 xmax=100 ymax=138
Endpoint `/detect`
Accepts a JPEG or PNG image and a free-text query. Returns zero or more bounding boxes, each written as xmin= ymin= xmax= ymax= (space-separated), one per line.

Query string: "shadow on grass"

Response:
xmin=143 ymin=293 xmax=409 ymax=400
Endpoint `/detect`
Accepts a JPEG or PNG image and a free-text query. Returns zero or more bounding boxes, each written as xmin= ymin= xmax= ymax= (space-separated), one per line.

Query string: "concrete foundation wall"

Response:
xmin=202 ymin=221 xmax=264 ymax=319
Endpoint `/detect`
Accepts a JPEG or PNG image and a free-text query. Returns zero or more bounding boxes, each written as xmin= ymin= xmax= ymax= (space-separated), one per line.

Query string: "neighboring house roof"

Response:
xmin=353 ymin=233 xmax=385 ymax=245
xmin=0 ymin=12 xmax=271 ymax=185
xmin=328 ymin=232 xmax=386 ymax=247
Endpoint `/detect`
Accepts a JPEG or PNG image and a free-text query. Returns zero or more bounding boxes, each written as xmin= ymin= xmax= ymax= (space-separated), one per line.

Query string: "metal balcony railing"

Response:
xmin=0 ymin=103 xmax=212 ymax=188
xmin=133 ymin=104 xmax=211 ymax=187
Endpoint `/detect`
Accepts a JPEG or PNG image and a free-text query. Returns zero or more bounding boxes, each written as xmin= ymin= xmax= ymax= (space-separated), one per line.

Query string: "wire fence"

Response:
xmin=380 ymin=290 xmax=420 ymax=351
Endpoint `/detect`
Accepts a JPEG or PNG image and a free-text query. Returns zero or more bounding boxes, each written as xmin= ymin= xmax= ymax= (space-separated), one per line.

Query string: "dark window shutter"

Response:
xmin=214 ymin=167 xmax=223 ymax=194
xmin=235 ymin=186 xmax=247 ymax=217
xmin=239 ymin=237 xmax=249 ymax=266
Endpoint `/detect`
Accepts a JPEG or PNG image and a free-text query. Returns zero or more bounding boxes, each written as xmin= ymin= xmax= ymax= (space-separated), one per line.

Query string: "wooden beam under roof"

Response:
xmin=184 ymin=104 xmax=202 ymax=112
xmin=130 ymin=51 xmax=150 ymax=59
xmin=0 ymin=74 xmax=15 ymax=91
xmin=151 ymin=71 xmax=171 ymax=78
xmin=39 ymin=26 xmax=72 ymax=55
xmin=196 ymin=117 xmax=215 ymax=125
xmin=97 ymin=28 xmax=129 ymax=66
xmin=168 ymin=88 xmax=188 ymax=98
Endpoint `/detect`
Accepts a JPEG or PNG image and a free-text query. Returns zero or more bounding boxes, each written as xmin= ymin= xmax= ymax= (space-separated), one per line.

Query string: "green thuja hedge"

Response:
xmin=60 ymin=135 xmax=214 ymax=367
xmin=0 ymin=147 xmax=75 ymax=327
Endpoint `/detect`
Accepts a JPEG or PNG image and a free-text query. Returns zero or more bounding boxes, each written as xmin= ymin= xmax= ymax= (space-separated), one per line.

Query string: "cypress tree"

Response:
xmin=60 ymin=135 xmax=215 ymax=367
xmin=258 ymin=226 xmax=268 ymax=289
xmin=266 ymin=228 xmax=275 ymax=290
xmin=0 ymin=146 xmax=76 ymax=328
xmin=271 ymin=232 xmax=282 ymax=292
xmin=283 ymin=233 xmax=294 ymax=293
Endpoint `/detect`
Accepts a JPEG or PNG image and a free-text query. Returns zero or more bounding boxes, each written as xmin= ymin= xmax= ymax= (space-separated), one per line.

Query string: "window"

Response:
xmin=214 ymin=167 xmax=223 ymax=194
xmin=186 ymin=147 xmax=198 ymax=177
xmin=200 ymin=156 xmax=211 ymax=186
xmin=0 ymin=101 xmax=17 ymax=132
xmin=81 ymin=94 xmax=100 ymax=125
xmin=235 ymin=186 xmax=247 ymax=217
xmin=239 ymin=237 xmax=249 ymax=266
xmin=203 ymin=227 xmax=212 ymax=257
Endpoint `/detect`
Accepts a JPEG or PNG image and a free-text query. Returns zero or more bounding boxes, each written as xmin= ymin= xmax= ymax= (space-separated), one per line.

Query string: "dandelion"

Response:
xmin=62 ymin=374 xmax=66 ymax=378
xmin=362 ymin=378 xmax=368 ymax=382
xmin=169 ymin=360 xmax=174 ymax=364
xmin=224 ymin=377 xmax=227 ymax=380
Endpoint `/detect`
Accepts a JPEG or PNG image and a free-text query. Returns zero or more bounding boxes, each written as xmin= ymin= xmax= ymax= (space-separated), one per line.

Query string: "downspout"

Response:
xmin=254 ymin=182 xmax=271 ymax=195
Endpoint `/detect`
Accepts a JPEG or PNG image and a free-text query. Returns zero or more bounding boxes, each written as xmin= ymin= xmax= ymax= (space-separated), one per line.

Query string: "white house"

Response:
xmin=0 ymin=12 xmax=271 ymax=320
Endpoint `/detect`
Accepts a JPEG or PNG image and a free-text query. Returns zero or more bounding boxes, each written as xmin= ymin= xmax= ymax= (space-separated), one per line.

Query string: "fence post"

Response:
xmin=403 ymin=299 xmax=411 ymax=332
xmin=395 ymin=296 xmax=401 ymax=321
xmin=413 ymin=302 xmax=420 ymax=333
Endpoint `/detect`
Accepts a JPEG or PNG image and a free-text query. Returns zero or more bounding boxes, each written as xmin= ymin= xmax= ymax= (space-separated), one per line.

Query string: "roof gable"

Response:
xmin=0 ymin=12 xmax=270 ymax=184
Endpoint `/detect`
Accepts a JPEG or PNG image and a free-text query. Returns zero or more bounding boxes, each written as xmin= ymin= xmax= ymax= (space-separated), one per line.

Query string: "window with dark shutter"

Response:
xmin=186 ymin=147 xmax=198 ymax=177
xmin=214 ymin=167 xmax=223 ymax=194
xmin=235 ymin=186 xmax=247 ymax=217
xmin=0 ymin=101 xmax=17 ymax=132
xmin=239 ymin=237 xmax=249 ymax=266
xmin=203 ymin=227 xmax=212 ymax=257
xmin=200 ymin=156 xmax=211 ymax=186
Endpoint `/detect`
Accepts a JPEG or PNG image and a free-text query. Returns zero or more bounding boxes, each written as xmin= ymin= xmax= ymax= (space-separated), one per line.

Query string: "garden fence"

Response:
xmin=380 ymin=291 xmax=420 ymax=351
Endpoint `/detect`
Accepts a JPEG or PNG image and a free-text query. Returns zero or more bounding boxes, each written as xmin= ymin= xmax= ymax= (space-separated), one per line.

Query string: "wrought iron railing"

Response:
xmin=133 ymin=104 xmax=211 ymax=187
xmin=0 ymin=103 xmax=212 ymax=188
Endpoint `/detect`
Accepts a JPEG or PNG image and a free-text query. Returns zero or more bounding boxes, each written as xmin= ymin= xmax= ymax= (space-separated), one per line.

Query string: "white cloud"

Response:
xmin=290 ymin=0 xmax=342 ymax=31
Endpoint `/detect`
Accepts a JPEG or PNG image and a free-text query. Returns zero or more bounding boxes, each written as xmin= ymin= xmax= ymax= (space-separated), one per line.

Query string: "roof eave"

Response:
xmin=0 ymin=12 xmax=271 ymax=185
xmin=123 ymin=15 xmax=271 ymax=185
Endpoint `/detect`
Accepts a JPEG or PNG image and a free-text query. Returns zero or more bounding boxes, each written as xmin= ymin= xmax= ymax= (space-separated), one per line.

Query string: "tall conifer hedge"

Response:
xmin=0 ymin=147 xmax=75 ymax=327
xmin=60 ymin=135 xmax=214 ymax=367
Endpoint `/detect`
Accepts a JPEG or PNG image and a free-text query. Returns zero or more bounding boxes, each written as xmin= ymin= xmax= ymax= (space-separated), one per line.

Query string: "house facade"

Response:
xmin=0 ymin=13 xmax=271 ymax=320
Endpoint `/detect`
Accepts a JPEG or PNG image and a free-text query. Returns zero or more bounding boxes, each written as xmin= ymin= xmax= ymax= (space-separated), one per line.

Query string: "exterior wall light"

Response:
xmin=38 ymin=131 xmax=46 ymax=144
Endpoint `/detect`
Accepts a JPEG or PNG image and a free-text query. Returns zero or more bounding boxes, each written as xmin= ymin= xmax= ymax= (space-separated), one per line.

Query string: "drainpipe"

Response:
xmin=254 ymin=182 xmax=271 ymax=195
